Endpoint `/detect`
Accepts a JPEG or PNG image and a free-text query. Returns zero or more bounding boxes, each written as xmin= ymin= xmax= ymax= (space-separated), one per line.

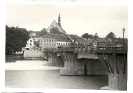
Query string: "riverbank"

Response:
xmin=5 ymin=60 xmax=62 ymax=70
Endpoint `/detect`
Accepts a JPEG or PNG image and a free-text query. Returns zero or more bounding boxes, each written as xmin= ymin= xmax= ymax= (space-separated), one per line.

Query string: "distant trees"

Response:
xmin=50 ymin=27 xmax=61 ymax=34
xmin=81 ymin=33 xmax=94 ymax=39
xmin=39 ymin=28 xmax=49 ymax=36
xmin=105 ymin=32 xmax=116 ymax=39
xmin=82 ymin=33 xmax=100 ymax=39
xmin=6 ymin=25 xmax=30 ymax=55
xmin=105 ymin=32 xmax=116 ymax=42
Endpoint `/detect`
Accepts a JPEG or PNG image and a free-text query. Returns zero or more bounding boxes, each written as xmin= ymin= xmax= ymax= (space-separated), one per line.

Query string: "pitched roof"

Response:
xmin=77 ymin=39 xmax=94 ymax=45
xmin=41 ymin=34 xmax=71 ymax=42
xmin=69 ymin=34 xmax=94 ymax=45
xmin=85 ymin=39 xmax=94 ymax=45
xmin=42 ymin=35 xmax=53 ymax=38
xmin=96 ymin=38 xmax=107 ymax=42
xmin=51 ymin=34 xmax=71 ymax=42
xmin=47 ymin=20 xmax=66 ymax=33
xmin=69 ymin=34 xmax=82 ymax=39
xmin=31 ymin=35 xmax=40 ymax=38
xmin=115 ymin=38 xmax=128 ymax=42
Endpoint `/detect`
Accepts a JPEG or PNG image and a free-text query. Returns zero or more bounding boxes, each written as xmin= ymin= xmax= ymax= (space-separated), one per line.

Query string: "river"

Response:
xmin=5 ymin=70 xmax=108 ymax=89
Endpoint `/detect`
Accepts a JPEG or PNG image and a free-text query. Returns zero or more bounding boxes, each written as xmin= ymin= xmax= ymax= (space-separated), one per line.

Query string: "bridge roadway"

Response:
xmin=43 ymin=41 xmax=127 ymax=90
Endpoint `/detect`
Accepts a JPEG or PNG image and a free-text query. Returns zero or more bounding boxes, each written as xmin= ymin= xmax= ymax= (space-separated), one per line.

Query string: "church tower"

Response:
xmin=58 ymin=13 xmax=61 ymax=27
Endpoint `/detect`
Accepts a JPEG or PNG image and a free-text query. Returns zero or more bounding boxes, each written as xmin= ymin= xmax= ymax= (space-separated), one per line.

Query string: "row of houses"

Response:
xmin=24 ymin=13 xmax=127 ymax=51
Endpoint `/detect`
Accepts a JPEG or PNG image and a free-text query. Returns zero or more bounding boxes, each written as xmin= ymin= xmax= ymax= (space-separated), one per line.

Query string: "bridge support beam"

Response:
xmin=45 ymin=52 xmax=63 ymax=67
xmin=97 ymin=53 xmax=127 ymax=90
xmin=60 ymin=52 xmax=107 ymax=75
xmin=60 ymin=52 xmax=85 ymax=75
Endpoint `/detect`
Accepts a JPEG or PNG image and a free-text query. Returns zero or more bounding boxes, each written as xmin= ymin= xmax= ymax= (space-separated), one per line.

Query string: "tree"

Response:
xmin=81 ymin=33 xmax=94 ymax=39
xmin=6 ymin=25 xmax=30 ymax=55
xmin=94 ymin=33 xmax=99 ymax=38
xmin=50 ymin=27 xmax=61 ymax=34
xmin=39 ymin=28 xmax=48 ymax=36
xmin=105 ymin=32 xmax=116 ymax=42
xmin=106 ymin=32 xmax=116 ymax=39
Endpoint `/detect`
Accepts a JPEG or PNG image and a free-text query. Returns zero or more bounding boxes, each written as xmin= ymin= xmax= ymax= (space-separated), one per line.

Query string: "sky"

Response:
xmin=6 ymin=4 xmax=128 ymax=38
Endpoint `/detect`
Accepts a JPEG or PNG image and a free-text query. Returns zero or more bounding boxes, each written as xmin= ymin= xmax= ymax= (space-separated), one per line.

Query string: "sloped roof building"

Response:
xmin=47 ymin=14 xmax=66 ymax=33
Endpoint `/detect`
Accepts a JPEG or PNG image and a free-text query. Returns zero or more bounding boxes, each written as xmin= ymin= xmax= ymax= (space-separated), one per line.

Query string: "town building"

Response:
xmin=39 ymin=34 xmax=71 ymax=49
xmin=32 ymin=35 xmax=40 ymax=41
xmin=105 ymin=36 xmax=128 ymax=47
xmin=25 ymin=37 xmax=34 ymax=50
xmin=46 ymin=13 xmax=66 ymax=33
xmin=39 ymin=35 xmax=57 ymax=49
xmin=24 ymin=32 xmax=41 ymax=50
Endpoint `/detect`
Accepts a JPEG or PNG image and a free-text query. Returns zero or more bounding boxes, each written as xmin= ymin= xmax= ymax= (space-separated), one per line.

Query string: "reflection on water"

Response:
xmin=5 ymin=70 xmax=108 ymax=89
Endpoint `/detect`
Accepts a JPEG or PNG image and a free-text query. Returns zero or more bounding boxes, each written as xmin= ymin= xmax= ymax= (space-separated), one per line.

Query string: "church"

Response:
xmin=46 ymin=13 xmax=66 ymax=33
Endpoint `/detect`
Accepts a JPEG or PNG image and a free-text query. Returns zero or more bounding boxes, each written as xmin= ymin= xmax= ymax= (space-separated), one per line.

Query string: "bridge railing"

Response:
xmin=96 ymin=41 xmax=127 ymax=51
xmin=43 ymin=41 xmax=127 ymax=53
xmin=56 ymin=45 xmax=95 ymax=54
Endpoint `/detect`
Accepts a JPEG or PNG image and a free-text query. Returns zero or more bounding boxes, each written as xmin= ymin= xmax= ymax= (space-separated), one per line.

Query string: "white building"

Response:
xmin=39 ymin=34 xmax=71 ymax=49
xmin=25 ymin=37 xmax=35 ymax=50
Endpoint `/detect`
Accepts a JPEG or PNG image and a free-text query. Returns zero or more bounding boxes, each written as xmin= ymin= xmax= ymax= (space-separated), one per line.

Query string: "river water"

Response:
xmin=5 ymin=70 xmax=108 ymax=89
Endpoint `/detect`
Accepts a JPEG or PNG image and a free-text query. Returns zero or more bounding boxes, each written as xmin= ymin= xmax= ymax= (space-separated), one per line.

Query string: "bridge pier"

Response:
xmin=97 ymin=53 xmax=127 ymax=90
xmin=44 ymin=52 xmax=64 ymax=67
xmin=60 ymin=51 xmax=107 ymax=75
xmin=60 ymin=51 xmax=85 ymax=75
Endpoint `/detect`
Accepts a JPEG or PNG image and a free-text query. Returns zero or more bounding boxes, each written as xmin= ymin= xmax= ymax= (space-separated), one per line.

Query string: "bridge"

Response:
xmin=43 ymin=41 xmax=127 ymax=90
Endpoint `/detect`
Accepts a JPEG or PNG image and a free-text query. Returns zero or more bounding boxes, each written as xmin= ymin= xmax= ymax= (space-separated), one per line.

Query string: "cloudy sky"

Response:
xmin=6 ymin=4 xmax=128 ymax=38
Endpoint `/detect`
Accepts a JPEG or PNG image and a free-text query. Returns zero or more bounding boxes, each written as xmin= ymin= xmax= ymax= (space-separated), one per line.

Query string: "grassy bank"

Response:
xmin=6 ymin=54 xmax=24 ymax=62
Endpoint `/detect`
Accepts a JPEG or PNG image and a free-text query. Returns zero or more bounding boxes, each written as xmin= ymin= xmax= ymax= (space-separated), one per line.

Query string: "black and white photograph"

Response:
xmin=2 ymin=0 xmax=131 ymax=92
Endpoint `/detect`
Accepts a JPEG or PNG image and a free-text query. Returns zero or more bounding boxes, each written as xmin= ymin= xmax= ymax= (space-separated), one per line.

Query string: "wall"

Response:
xmin=56 ymin=41 xmax=71 ymax=48
xmin=39 ymin=37 xmax=57 ymax=49
xmin=24 ymin=50 xmax=43 ymax=58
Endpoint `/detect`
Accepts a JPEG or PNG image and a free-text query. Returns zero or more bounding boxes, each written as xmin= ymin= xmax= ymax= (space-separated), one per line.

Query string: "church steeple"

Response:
xmin=58 ymin=13 xmax=61 ymax=27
